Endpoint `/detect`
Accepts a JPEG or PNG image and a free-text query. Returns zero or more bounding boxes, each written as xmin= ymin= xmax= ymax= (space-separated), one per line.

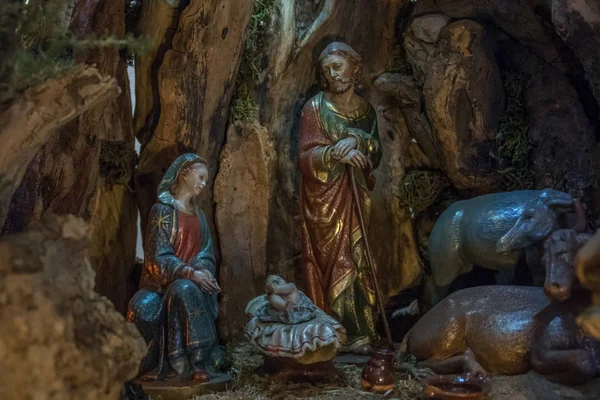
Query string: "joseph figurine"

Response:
xmin=299 ymin=42 xmax=382 ymax=354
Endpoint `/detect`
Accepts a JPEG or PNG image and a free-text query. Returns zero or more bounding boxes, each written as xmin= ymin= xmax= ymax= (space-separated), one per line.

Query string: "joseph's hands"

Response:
xmin=339 ymin=149 xmax=369 ymax=169
xmin=332 ymin=137 xmax=358 ymax=160
xmin=191 ymin=269 xmax=221 ymax=295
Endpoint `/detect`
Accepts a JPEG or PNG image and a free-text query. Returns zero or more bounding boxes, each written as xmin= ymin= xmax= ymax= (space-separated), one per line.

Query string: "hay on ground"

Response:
xmin=194 ymin=343 xmax=422 ymax=400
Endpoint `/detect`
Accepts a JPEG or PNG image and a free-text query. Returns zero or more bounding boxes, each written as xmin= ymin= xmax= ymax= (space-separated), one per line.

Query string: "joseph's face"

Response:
xmin=183 ymin=163 xmax=208 ymax=196
xmin=321 ymin=54 xmax=355 ymax=94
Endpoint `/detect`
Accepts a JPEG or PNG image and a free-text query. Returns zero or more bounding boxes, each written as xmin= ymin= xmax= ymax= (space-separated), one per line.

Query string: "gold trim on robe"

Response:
xmin=299 ymin=91 xmax=382 ymax=351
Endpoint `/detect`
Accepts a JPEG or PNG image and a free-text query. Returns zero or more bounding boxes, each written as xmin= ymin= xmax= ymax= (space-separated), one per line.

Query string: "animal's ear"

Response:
xmin=539 ymin=188 xmax=573 ymax=209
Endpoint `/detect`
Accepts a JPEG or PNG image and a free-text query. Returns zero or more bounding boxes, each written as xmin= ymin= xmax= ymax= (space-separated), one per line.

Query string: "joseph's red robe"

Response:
xmin=298 ymin=92 xmax=380 ymax=317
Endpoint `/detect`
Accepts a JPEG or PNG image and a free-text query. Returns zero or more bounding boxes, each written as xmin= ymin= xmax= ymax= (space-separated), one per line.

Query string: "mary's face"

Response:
xmin=183 ymin=163 xmax=208 ymax=196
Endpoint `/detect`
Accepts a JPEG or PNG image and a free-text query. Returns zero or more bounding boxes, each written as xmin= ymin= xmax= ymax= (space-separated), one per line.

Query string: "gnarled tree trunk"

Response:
xmin=2 ymin=0 xmax=137 ymax=313
xmin=0 ymin=65 xmax=119 ymax=232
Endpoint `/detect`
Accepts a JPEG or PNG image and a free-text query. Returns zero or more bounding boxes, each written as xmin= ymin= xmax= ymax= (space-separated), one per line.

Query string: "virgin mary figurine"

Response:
xmin=127 ymin=153 xmax=222 ymax=382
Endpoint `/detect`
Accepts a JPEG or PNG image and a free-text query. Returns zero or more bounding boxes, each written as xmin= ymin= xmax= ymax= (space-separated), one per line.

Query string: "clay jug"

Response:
xmin=360 ymin=346 xmax=395 ymax=392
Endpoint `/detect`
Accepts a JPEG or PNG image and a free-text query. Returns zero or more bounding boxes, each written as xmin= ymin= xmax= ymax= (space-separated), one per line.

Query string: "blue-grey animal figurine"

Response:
xmin=426 ymin=188 xmax=584 ymax=307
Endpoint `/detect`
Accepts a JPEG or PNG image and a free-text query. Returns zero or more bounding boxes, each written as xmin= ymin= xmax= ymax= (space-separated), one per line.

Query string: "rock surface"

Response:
xmin=405 ymin=19 xmax=504 ymax=192
xmin=0 ymin=215 xmax=146 ymax=400
xmin=551 ymin=0 xmax=600 ymax=107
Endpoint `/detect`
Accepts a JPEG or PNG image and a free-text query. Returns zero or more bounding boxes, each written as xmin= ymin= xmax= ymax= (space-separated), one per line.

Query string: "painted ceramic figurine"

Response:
xmin=399 ymin=223 xmax=600 ymax=386
xmin=298 ymin=41 xmax=382 ymax=355
xmin=426 ymin=188 xmax=582 ymax=308
xmin=245 ymin=275 xmax=346 ymax=366
xmin=262 ymin=275 xmax=318 ymax=324
xmin=576 ymin=231 xmax=600 ymax=340
xmin=127 ymin=154 xmax=222 ymax=382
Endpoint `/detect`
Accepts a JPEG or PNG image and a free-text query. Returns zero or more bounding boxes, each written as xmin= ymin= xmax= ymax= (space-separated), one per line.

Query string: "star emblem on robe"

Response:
xmin=189 ymin=306 xmax=203 ymax=324
xmin=151 ymin=210 xmax=171 ymax=233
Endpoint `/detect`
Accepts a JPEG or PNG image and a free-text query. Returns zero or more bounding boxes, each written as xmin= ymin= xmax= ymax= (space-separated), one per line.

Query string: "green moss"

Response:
xmin=493 ymin=70 xmax=534 ymax=191
xmin=231 ymin=97 xmax=259 ymax=123
xmin=99 ymin=140 xmax=139 ymax=189
xmin=230 ymin=0 xmax=276 ymax=123
xmin=390 ymin=45 xmax=412 ymax=75
xmin=395 ymin=170 xmax=447 ymax=217
xmin=1 ymin=0 xmax=148 ymax=106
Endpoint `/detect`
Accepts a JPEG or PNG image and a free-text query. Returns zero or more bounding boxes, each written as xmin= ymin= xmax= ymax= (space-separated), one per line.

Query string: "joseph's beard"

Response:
xmin=328 ymin=78 xmax=354 ymax=94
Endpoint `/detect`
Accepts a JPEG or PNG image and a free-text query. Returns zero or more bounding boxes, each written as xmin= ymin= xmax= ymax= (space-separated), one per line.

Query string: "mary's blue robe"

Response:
xmin=127 ymin=154 xmax=221 ymax=381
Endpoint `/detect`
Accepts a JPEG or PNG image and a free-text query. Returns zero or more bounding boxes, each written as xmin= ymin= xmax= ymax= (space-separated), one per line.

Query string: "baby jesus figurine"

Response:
xmin=245 ymin=275 xmax=346 ymax=369
xmin=266 ymin=276 xmax=302 ymax=312
xmin=259 ymin=275 xmax=317 ymax=325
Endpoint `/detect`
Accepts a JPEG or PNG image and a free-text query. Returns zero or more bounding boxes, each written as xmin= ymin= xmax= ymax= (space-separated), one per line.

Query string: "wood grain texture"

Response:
xmin=214 ymin=122 xmax=276 ymax=339
xmin=0 ymin=65 xmax=119 ymax=230
xmin=134 ymin=0 xmax=254 ymax=243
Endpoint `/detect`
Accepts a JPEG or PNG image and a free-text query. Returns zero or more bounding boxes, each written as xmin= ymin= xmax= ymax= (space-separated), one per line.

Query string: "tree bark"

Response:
xmin=0 ymin=65 xmax=119 ymax=231
xmin=551 ymin=0 xmax=600 ymax=108
xmin=434 ymin=0 xmax=566 ymax=68
xmin=85 ymin=0 xmax=138 ymax=314
xmin=404 ymin=17 xmax=505 ymax=192
xmin=506 ymin=43 xmax=600 ymax=215
xmin=214 ymin=122 xmax=276 ymax=339
xmin=2 ymin=0 xmax=137 ymax=313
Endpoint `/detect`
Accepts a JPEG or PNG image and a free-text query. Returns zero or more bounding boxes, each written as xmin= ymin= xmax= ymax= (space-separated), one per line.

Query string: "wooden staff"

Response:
xmin=349 ymin=166 xmax=393 ymax=349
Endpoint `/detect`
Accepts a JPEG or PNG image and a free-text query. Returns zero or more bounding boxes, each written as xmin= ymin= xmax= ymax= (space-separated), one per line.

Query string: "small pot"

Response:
xmin=360 ymin=346 xmax=396 ymax=393
xmin=422 ymin=374 xmax=491 ymax=400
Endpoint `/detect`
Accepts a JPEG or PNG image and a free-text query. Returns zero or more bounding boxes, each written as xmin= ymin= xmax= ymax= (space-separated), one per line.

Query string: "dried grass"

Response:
xmin=395 ymin=170 xmax=448 ymax=219
xmin=99 ymin=140 xmax=138 ymax=189
xmin=193 ymin=343 xmax=422 ymax=400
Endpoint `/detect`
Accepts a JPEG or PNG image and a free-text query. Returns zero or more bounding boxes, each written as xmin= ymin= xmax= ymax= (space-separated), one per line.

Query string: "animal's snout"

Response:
xmin=544 ymin=281 xmax=571 ymax=302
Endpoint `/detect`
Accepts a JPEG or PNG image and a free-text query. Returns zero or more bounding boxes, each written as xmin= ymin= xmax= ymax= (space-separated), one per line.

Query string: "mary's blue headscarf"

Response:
xmin=157 ymin=153 xmax=208 ymax=207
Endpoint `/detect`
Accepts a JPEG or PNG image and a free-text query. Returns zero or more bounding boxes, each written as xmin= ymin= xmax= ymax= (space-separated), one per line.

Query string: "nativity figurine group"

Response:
xmin=127 ymin=41 xmax=385 ymax=385
xmin=124 ymin=40 xmax=600 ymax=398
